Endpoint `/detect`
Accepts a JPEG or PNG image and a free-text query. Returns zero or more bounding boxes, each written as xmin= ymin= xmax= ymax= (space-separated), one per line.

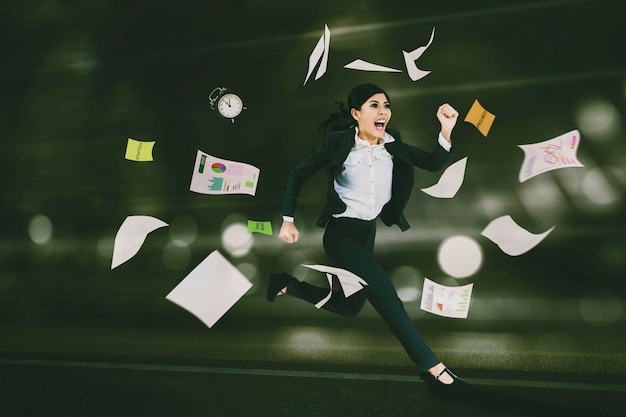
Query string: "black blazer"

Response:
xmin=281 ymin=127 xmax=451 ymax=231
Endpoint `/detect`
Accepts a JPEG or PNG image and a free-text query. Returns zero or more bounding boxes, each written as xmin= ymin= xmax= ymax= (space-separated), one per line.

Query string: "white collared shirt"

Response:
xmin=332 ymin=128 xmax=395 ymax=221
xmin=282 ymin=131 xmax=450 ymax=223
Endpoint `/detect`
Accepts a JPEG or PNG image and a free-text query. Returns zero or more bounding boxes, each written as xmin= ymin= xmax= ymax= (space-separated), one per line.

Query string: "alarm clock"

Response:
xmin=208 ymin=87 xmax=246 ymax=123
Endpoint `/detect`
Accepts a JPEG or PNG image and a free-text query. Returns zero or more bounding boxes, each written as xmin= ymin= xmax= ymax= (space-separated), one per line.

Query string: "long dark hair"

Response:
xmin=318 ymin=84 xmax=390 ymax=135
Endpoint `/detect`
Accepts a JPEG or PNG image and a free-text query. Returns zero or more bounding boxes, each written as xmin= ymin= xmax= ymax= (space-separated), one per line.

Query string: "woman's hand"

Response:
xmin=436 ymin=103 xmax=459 ymax=143
xmin=279 ymin=220 xmax=299 ymax=244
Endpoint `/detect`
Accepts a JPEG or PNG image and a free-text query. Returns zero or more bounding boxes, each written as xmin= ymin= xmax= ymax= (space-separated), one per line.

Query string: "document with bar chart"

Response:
xmin=420 ymin=277 xmax=473 ymax=319
xmin=189 ymin=150 xmax=260 ymax=196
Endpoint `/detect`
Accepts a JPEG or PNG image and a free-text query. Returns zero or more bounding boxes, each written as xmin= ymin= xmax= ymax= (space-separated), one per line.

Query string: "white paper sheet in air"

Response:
xmin=420 ymin=277 xmax=473 ymax=319
xmin=343 ymin=59 xmax=402 ymax=73
xmin=189 ymin=150 xmax=260 ymax=196
xmin=421 ymin=157 xmax=467 ymax=198
xmin=304 ymin=24 xmax=330 ymax=85
xmin=166 ymin=250 xmax=253 ymax=329
xmin=518 ymin=129 xmax=584 ymax=183
xmin=402 ymin=27 xmax=435 ymax=81
xmin=111 ymin=215 xmax=168 ymax=269
xmin=301 ymin=264 xmax=368 ymax=309
xmin=481 ymin=215 xmax=555 ymax=256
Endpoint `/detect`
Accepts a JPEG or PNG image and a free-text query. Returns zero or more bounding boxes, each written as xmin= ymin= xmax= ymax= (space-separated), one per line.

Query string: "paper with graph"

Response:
xmin=420 ymin=277 xmax=473 ymax=319
xmin=518 ymin=129 xmax=583 ymax=183
xmin=189 ymin=150 xmax=260 ymax=196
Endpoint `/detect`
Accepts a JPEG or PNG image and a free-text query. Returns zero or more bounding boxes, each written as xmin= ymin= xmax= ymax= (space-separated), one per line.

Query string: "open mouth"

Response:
xmin=374 ymin=119 xmax=386 ymax=130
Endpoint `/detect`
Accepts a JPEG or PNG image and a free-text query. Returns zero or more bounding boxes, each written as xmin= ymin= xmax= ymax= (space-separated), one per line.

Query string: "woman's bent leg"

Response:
xmin=269 ymin=272 xmax=367 ymax=318
xmin=287 ymin=278 xmax=367 ymax=318
xmin=323 ymin=220 xmax=440 ymax=372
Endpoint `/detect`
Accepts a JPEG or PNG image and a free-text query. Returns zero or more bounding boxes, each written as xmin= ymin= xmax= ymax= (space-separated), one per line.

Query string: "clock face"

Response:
xmin=217 ymin=93 xmax=243 ymax=119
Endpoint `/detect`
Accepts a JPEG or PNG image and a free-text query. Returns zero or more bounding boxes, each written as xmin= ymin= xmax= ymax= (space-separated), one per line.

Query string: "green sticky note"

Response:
xmin=247 ymin=220 xmax=273 ymax=235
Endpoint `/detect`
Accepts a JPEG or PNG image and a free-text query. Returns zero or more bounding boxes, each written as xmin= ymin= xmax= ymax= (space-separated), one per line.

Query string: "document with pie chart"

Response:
xmin=189 ymin=150 xmax=260 ymax=196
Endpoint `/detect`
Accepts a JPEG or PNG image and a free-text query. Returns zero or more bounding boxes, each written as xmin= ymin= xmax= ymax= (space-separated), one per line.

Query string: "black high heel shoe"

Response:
xmin=419 ymin=368 xmax=474 ymax=397
xmin=266 ymin=272 xmax=295 ymax=302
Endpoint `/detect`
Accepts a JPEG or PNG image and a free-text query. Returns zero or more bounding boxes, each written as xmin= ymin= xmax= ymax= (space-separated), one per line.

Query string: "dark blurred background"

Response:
xmin=1 ymin=0 xmax=625 ymax=378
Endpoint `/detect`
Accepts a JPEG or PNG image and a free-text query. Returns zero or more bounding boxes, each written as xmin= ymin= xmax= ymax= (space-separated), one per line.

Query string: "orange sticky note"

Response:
xmin=464 ymin=99 xmax=495 ymax=137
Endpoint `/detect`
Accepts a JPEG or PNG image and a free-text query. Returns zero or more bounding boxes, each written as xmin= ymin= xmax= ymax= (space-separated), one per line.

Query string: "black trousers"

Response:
xmin=285 ymin=216 xmax=441 ymax=372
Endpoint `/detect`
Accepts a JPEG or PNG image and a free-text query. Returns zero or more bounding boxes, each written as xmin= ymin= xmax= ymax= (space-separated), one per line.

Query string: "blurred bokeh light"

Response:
xmin=169 ymin=215 xmax=198 ymax=246
xmin=437 ymin=235 xmax=483 ymax=279
xmin=221 ymin=214 xmax=254 ymax=258
xmin=162 ymin=240 xmax=191 ymax=271
xmin=28 ymin=214 xmax=53 ymax=245
xmin=391 ymin=265 xmax=423 ymax=302
xmin=575 ymin=98 xmax=621 ymax=142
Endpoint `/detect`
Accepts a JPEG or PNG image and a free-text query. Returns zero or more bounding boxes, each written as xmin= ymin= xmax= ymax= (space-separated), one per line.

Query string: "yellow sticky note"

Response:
xmin=464 ymin=100 xmax=495 ymax=137
xmin=125 ymin=138 xmax=155 ymax=161
xmin=247 ymin=220 xmax=273 ymax=235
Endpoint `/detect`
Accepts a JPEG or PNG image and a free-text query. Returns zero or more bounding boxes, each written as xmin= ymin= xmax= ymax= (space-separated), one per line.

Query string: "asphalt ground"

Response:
xmin=2 ymin=359 xmax=624 ymax=417
xmin=2 ymin=299 xmax=625 ymax=417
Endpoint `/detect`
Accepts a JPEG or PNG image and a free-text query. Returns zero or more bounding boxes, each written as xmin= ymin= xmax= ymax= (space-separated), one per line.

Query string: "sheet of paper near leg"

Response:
xmin=300 ymin=264 xmax=368 ymax=309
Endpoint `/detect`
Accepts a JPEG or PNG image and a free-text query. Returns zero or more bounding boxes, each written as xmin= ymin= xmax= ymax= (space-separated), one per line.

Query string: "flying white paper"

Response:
xmin=166 ymin=250 xmax=253 ymax=329
xmin=518 ymin=129 xmax=584 ymax=183
xmin=301 ymin=264 xmax=368 ymax=309
xmin=189 ymin=151 xmax=260 ymax=196
xmin=343 ymin=59 xmax=402 ymax=73
xmin=421 ymin=157 xmax=467 ymax=198
xmin=420 ymin=277 xmax=473 ymax=319
xmin=402 ymin=27 xmax=436 ymax=81
xmin=304 ymin=24 xmax=330 ymax=85
xmin=111 ymin=215 xmax=168 ymax=269
xmin=481 ymin=215 xmax=555 ymax=256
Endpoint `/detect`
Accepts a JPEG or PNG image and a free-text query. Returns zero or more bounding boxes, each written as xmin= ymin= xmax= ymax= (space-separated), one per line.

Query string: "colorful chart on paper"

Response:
xmin=211 ymin=163 xmax=227 ymax=173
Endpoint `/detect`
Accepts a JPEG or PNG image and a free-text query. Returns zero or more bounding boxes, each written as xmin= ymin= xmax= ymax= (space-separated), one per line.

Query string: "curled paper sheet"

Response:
xmin=518 ymin=129 xmax=584 ymax=183
xmin=464 ymin=100 xmax=496 ymax=137
xmin=481 ymin=215 xmax=555 ymax=256
xmin=420 ymin=277 xmax=473 ymax=319
xmin=166 ymin=250 xmax=253 ymax=329
xmin=343 ymin=59 xmax=402 ymax=73
xmin=125 ymin=138 xmax=156 ymax=161
xmin=301 ymin=264 xmax=368 ymax=309
xmin=304 ymin=24 xmax=330 ymax=85
xmin=402 ymin=27 xmax=435 ymax=81
xmin=111 ymin=215 xmax=168 ymax=269
xmin=421 ymin=157 xmax=467 ymax=198
xmin=189 ymin=151 xmax=260 ymax=196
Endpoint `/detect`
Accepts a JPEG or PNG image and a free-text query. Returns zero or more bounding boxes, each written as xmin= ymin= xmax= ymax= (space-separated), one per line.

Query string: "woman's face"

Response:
xmin=351 ymin=93 xmax=392 ymax=142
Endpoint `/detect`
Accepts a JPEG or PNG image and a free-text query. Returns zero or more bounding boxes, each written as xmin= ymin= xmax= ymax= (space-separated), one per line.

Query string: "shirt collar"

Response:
xmin=353 ymin=127 xmax=395 ymax=148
